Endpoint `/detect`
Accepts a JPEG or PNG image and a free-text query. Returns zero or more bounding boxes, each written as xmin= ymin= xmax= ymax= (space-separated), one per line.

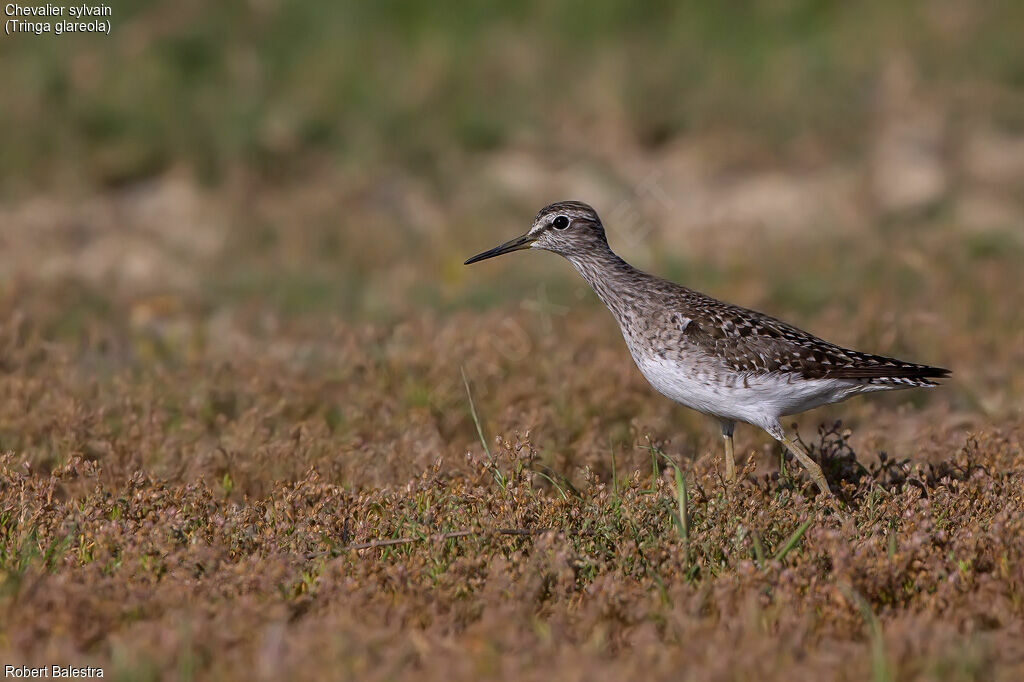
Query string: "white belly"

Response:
xmin=629 ymin=351 xmax=874 ymax=426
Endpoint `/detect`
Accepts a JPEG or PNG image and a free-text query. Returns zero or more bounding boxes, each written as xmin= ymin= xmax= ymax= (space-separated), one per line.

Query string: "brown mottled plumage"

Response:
xmin=465 ymin=201 xmax=949 ymax=497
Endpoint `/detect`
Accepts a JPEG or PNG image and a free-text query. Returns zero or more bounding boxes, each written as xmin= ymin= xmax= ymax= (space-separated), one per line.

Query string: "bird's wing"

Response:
xmin=672 ymin=294 xmax=949 ymax=384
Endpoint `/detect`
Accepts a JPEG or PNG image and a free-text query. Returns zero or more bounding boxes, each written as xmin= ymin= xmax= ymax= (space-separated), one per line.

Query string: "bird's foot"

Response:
xmin=781 ymin=435 xmax=833 ymax=498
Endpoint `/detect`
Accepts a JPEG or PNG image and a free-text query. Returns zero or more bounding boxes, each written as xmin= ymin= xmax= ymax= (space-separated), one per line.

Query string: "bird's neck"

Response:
xmin=565 ymin=244 xmax=648 ymax=320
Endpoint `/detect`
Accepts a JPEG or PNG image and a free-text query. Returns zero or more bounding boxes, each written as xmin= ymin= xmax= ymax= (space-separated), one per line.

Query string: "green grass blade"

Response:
xmin=674 ymin=466 xmax=688 ymax=544
xmin=533 ymin=471 xmax=568 ymax=501
xmin=460 ymin=366 xmax=491 ymax=459
xmin=751 ymin=530 xmax=766 ymax=568
xmin=846 ymin=587 xmax=893 ymax=682
xmin=610 ymin=441 xmax=619 ymax=506
xmin=461 ymin=366 xmax=505 ymax=489
xmin=774 ymin=517 xmax=812 ymax=562
xmin=649 ymin=446 xmax=659 ymax=493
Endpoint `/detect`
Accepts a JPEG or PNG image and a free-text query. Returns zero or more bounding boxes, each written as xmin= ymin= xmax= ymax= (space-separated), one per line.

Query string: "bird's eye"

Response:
xmin=552 ymin=215 xmax=570 ymax=229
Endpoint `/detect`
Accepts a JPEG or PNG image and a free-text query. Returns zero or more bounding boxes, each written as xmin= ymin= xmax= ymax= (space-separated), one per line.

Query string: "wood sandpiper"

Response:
xmin=465 ymin=201 xmax=950 ymax=497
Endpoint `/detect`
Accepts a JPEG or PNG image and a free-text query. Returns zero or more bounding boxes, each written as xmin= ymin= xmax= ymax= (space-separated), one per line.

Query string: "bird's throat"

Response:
xmin=565 ymin=247 xmax=647 ymax=322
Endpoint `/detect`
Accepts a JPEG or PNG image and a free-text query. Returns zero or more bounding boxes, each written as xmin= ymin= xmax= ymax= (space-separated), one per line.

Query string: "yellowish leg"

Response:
xmin=720 ymin=421 xmax=736 ymax=483
xmin=780 ymin=435 xmax=833 ymax=497
xmin=723 ymin=432 xmax=736 ymax=482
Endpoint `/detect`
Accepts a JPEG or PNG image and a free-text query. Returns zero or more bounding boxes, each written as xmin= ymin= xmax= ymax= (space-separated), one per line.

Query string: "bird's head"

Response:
xmin=464 ymin=201 xmax=607 ymax=265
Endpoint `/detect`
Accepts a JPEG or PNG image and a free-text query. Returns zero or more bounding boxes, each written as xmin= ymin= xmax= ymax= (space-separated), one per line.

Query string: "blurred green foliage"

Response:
xmin=2 ymin=0 xmax=1022 ymax=192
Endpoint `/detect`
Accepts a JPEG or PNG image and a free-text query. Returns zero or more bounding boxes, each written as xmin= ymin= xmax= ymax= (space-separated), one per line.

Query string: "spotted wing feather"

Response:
xmin=669 ymin=291 xmax=950 ymax=386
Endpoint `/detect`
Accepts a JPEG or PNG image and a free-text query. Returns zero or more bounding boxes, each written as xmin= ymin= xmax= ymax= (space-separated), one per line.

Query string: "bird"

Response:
xmin=464 ymin=201 xmax=949 ymax=497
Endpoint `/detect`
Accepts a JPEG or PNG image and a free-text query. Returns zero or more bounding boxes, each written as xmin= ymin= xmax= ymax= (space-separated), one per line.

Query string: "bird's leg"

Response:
xmin=720 ymin=420 xmax=736 ymax=483
xmin=766 ymin=420 xmax=832 ymax=497
xmin=781 ymin=435 xmax=832 ymax=497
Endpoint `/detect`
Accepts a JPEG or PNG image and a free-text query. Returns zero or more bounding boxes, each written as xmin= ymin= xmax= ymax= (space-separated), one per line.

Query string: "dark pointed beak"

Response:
xmin=464 ymin=233 xmax=537 ymax=265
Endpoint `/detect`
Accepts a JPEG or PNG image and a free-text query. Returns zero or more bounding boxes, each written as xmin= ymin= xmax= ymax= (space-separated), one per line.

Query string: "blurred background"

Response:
xmin=1 ymin=0 xmax=1022 ymax=487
